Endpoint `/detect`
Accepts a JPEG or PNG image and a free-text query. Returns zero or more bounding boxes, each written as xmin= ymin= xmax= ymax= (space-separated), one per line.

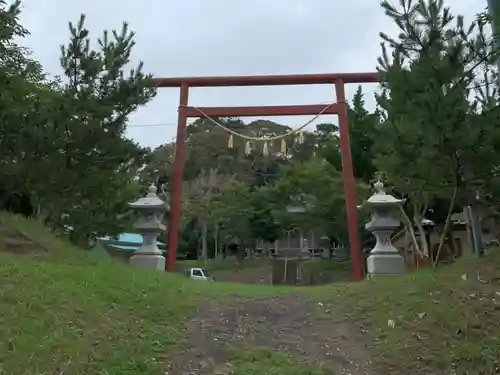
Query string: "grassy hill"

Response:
xmin=0 ymin=211 xmax=499 ymax=374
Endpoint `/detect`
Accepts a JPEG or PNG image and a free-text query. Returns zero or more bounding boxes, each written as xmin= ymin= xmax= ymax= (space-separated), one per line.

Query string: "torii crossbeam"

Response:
xmin=152 ymin=72 xmax=379 ymax=281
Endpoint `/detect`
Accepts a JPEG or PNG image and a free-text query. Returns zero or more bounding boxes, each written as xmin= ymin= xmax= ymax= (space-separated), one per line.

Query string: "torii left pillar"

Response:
xmin=165 ymin=83 xmax=189 ymax=272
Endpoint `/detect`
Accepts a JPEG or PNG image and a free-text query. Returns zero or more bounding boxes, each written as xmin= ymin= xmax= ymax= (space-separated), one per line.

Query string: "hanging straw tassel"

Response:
xmin=245 ymin=140 xmax=251 ymax=155
xmin=228 ymin=134 xmax=234 ymax=148
xmin=262 ymin=141 xmax=269 ymax=156
xmin=280 ymin=138 xmax=287 ymax=154
xmin=298 ymin=131 xmax=305 ymax=144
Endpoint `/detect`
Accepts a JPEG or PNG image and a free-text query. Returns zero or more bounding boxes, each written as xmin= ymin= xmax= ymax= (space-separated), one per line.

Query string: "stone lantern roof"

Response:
xmin=359 ymin=181 xmax=405 ymax=210
xmin=128 ymin=185 xmax=168 ymax=211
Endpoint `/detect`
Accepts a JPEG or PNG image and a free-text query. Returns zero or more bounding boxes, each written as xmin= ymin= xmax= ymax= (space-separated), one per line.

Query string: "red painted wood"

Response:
xmin=164 ymin=72 xmax=379 ymax=279
xmin=153 ymin=72 xmax=378 ymax=87
xmin=184 ymin=104 xmax=340 ymax=117
xmin=165 ymin=83 xmax=189 ymax=272
xmin=335 ymin=79 xmax=364 ymax=281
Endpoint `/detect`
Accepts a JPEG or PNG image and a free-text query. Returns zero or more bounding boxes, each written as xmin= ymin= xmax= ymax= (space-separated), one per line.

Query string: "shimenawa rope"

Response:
xmin=180 ymin=101 xmax=340 ymax=155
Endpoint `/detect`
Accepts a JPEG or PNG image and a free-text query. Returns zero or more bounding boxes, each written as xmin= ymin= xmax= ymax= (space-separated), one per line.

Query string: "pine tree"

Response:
xmin=35 ymin=15 xmax=158 ymax=246
xmin=374 ymin=0 xmax=500 ymax=259
xmin=0 ymin=0 xmax=51 ymax=201
xmin=315 ymin=86 xmax=379 ymax=184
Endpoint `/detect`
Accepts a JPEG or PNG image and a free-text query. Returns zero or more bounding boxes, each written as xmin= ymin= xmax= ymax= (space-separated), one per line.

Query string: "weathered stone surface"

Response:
xmin=128 ymin=185 xmax=167 ymax=271
xmin=359 ymin=181 xmax=405 ymax=277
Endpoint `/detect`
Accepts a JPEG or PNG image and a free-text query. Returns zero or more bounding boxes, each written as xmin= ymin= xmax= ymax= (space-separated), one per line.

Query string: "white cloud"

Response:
xmin=19 ymin=0 xmax=485 ymax=148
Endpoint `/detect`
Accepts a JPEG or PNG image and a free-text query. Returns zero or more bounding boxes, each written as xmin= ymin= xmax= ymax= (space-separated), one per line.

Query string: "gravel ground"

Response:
xmin=165 ymin=293 xmax=376 ymax=375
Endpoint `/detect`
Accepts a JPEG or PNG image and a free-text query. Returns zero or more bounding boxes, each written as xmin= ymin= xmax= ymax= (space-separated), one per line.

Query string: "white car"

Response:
xmin=185 ymin=267 xmax=214 ymax=281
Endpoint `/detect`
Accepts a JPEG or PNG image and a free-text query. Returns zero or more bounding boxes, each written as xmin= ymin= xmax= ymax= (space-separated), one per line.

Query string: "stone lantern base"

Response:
xmin=130 ymin=253 xmax=166 ymax=271
xmin=366 ymin=253 xmax=405 ymax=279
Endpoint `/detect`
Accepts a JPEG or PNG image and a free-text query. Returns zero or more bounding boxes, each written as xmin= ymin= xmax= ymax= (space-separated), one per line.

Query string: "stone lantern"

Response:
xmin=358 ymin=180 xmax=405 ymax=278
xmin=128 ymin=184 xmax=168 ymax=270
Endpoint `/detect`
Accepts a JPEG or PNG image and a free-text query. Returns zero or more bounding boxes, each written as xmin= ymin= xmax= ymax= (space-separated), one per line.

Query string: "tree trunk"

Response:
xmin=414 ymin=215 xmax=429 ymax=258
xmin=464 ymin=206 xmax=475 ymax=253
xmin=399 ymin=206 xmax=425 ymax=258
xmin=37 ymin=206 xmax=53 ymax=226
xmin=446 ymin=225 xmax=457 ymax=258
xmin=328 ymin=237 xmax=337 ymax=259
xmin=469 ymin=202 xmax=484 ymax=257
xmin=236 ymin=243 xmax=245 ymax=261
xmin=201 ymin=221 xmax=208 ymax=264
xmin=214 ymin=223 xmax=219 ymax=259
xmin=433 ymin=187 xmax=458 ymax=269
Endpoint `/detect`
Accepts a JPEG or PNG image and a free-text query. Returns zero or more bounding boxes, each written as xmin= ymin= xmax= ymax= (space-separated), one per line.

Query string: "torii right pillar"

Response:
xmin=335 ymin=79 xmax=365 ymax=280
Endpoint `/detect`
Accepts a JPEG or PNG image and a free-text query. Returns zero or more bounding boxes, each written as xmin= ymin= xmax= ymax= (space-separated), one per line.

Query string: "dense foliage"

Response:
xmin=0 ymin=1 xmax=156 ymax=247
xmin=144 ymin=0 xmax=500 ymax=261
xmin=2 ymin=0 xmax=500 ymax=261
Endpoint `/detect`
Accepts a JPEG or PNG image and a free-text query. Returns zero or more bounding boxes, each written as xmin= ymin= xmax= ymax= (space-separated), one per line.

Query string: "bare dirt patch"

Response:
xmin=166 ymin=293 xmax=375 ymax=375
xmin=0 ymin=225 xmax=47 ymax=255
xmin=211 ymin=267 xmax=272 ymax=284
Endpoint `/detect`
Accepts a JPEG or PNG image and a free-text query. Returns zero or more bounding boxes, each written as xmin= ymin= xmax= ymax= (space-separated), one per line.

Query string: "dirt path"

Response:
xmin=166 ymin=293 xmax=375 ymax=375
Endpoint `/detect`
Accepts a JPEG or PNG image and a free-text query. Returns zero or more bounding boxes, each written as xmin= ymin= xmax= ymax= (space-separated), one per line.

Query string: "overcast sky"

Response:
xmin=19 ymin=0 xmax=484 ymax=149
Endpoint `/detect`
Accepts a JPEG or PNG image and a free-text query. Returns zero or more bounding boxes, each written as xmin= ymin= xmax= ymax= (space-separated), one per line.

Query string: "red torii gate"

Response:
xmin=152 ymin=72 xmax=379 ymax=281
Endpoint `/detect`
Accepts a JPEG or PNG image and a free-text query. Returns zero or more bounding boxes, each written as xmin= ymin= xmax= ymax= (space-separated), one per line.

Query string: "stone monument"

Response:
xmin=358 ymin=180 xmax=405 ymax=278
xmin=128 ymin=184 xmax=168 ymax=270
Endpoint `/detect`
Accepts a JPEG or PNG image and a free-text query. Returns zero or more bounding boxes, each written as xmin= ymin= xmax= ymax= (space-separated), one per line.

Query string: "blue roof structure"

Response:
xmin=97 ymin=233 xmax=143 ymax=243
xmin=97 ymin=232 xmax=165 ymax=244
xmin=109 ymin=245 xmax=140 ymax=251
xmin=96 ymin=232 xmax=165 ymax=252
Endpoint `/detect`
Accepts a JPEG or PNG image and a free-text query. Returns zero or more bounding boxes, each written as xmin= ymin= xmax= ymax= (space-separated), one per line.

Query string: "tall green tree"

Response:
xmin=215 ymin=180 xmax=254 ymax=259
xmin=213 ymin=180 xmax=283 ymax=259
xmin=32 ymin=15 xmax=157 ymax=246
xmin=0 ymin=0 xmax=52 ymax=199
xmin=374 ymin=0 xmax=500 ymax=259
xmin=183 ymin=169 xmax=233 ymax=261
xmin=269 ymin=157 xmax=369 ymax=249
xmin=316 ymin=86 xmax=379 ymax=184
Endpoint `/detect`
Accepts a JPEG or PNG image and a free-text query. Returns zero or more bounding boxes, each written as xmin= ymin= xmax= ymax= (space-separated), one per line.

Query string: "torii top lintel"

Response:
xmin=152 ymin=72 xmax=379 ymax=88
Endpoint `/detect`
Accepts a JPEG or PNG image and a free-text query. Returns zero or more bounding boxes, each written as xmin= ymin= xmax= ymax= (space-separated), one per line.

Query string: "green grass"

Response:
xmin=308 ymin=253 xmax=500 ymax=374
xmin=0 ymin=254 xmax=200 ymax=374
xmin=0 ymin=255 xmax=286 ymax=374
xmin=227 ymin=348 xmax=335 ymax=375
xmin=0 ymin=213 xmax=292 ymax=374
xmin=1 ymin=211 xmax=500 ymax=374
xmin=300 ymin=258 xmax=350 ymax=271
xmin=299 ymin=258 xmax=351 ymax=284
xmin=179 ymin=257 xmax=270 ymax=271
